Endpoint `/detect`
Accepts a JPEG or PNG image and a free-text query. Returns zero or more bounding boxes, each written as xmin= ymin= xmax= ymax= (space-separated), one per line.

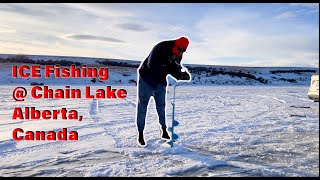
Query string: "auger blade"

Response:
xmin=172 ymin=133 xmax=179 ymax=140
xmin=173 ymin=120 xmax=179 ymax=126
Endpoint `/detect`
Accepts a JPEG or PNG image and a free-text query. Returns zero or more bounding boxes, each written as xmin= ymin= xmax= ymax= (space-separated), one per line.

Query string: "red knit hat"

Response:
xmin=172 ymin=37 xmax=189 ymax=56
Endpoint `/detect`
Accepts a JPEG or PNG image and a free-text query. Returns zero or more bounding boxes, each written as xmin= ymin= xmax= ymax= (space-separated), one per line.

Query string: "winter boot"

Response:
xmin=161 ymin=128 xmax=170 ymax=140
xmin=138 ymin=131 xmax=146 ymax=147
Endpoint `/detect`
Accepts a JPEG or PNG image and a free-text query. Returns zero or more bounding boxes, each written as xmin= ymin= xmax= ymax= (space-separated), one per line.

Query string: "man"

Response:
xmin=136 ymin=36 xmax=191 ymax=147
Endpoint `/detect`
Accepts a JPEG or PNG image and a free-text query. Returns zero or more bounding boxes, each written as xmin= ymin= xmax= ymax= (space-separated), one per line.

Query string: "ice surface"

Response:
xmin=0 ymin=85 xmax=318 ymax=177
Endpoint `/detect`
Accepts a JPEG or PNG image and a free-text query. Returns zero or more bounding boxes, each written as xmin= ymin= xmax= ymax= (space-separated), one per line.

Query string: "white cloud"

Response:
xmin=0 ymin=25 xmax=16 ymax=33
xmin=274 ymin=11 xmax=297 ymax=20
xmin=60 ymin=3 xmax=136 ymax=19
xmin=186 ymin=7 xmax=319 ymax=67
xmin=289 ymin=3 xmax=319 ymax=14
xmin=289 ymin=3 xmax=319 ymax=9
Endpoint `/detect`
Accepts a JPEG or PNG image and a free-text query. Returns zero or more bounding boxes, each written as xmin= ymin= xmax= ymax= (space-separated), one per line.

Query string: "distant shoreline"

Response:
xmin=0 ymin=53 xmax=318 ymax=69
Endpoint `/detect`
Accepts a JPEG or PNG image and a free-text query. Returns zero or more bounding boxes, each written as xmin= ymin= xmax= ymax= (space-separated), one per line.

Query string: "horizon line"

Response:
xmin=0 ymin=53 xmax=318 ymax=69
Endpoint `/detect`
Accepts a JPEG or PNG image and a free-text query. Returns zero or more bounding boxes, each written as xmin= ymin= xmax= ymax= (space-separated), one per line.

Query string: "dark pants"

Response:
xmin=136 ymin=77 xmax=167 ymax=132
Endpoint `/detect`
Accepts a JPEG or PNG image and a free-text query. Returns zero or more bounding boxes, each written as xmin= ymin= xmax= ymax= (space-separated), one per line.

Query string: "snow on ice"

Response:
xmin=0 ymin=85 xmax=318 ymax=177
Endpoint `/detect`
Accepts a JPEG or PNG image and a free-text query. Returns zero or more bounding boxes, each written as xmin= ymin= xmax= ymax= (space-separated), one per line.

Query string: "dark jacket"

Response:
xmin=138 ymin=40 xmax=189 ymax=87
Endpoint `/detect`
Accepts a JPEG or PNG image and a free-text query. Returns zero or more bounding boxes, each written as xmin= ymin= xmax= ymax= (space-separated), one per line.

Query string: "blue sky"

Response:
xmin=0 ymin=3 xmax=318 ymax=67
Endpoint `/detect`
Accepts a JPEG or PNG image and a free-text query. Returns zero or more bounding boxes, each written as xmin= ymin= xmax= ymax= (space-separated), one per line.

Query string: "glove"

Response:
xmin=169 ymin=54 xmax=180 ymax=64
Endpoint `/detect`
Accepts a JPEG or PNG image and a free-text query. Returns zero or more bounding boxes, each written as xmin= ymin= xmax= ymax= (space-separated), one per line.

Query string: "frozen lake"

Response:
xmin=0 ymin=85 xmax=319 ymax=177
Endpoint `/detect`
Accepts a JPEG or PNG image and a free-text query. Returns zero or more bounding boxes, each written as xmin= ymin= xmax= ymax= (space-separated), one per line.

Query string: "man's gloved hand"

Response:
xmin=179 ymin=71 xmax=191 ymax=81
xmin=169 ymin=54 xmax=180 ymax=64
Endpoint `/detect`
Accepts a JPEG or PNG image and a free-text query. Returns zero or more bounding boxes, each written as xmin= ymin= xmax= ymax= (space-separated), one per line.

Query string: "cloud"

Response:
xmin=116 ymin=23 xmax=148 ymax=31
xmin=0 ymin=4 xmax=47 ymax=17
xmin=0 ymin=4 xmax=318 ymax=67
xmin=289 ymin=3 xmax=319 ymax=9
xmin=186 ymin=7 xmax=319 ymax=67
xmin=0 ymin=25 xmax=16 ymax=33
xmin=61 ymin=3 xmax=135 ymax=19
xmin=289 ymin=3 xmax=319 ymax=14
xmin=274 ymin=11 xmax=297 ymax=20
xmin=64 ymin=34 xmax=125 ymax=43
